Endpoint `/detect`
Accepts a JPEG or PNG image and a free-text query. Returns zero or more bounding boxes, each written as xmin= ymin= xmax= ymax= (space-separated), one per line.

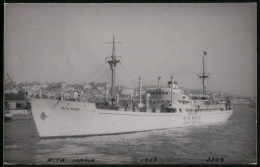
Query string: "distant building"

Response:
xmin=61 ymin=82 xmax=67 ymax=89
xmin=233 ymin=99 xmax=249 ymax=105
xmin=67 ymin=86 xmax=75 ymax=91
xmin=11 ymin=88 xmax=18 ymax=94
xmin=5 ymin=93 xmax=28 ymax=110
xmin=31 ymin=85 xmax=41 ymax=91
xmin=84 ymin=84 xmax=91 ymax=90
xmin=97 ymin=86 xmax=105 ymax=91
xmin=40 ymin=84 xmax=48 ymax=89
xmin=4 ymin=89 xmax=11 ymax=94
xmin=78 ymin=93 xmax=88 ymax=102
xmin=47 ymin=92 xmax=53 ymax=98
xmin=21 ymin=86 xmax=30 ymax=91
xmin=121 ymin=88 xmax=135 ymax=96
xmin=31 ymin=82 xmax=40 ymax=85
xmin=69 ymin=91 xmax=78 ymax=100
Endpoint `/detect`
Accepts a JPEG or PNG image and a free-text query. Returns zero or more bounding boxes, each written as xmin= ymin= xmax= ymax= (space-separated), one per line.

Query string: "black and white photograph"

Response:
xmin=4 ymin=3 xmax=257 ymax=165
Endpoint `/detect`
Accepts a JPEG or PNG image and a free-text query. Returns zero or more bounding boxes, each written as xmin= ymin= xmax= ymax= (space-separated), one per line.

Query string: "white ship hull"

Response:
xmin=31 ymin=99 xmax=233 ymax=138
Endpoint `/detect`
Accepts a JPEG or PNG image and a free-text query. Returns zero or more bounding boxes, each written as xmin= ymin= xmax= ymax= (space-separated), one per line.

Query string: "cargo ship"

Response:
xmin=31 ymin=35 xmax=234 ymax=138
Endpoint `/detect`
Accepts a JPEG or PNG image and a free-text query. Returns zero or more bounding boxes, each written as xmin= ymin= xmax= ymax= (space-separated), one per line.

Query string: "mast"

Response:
xmin=199 ymin=51 xmax=209 ymax=95
xmin=158 ymin=76 xmax=161 ymax=88
xmin=138 ymin=76 xmax=144 ymax=108
xmin=106 ymin=34 xmax=122 ymax=101
xmin=139 ymin=76 xmax=142 ymax=105
xmin=170 ymin=74 xmax=174 ymax=106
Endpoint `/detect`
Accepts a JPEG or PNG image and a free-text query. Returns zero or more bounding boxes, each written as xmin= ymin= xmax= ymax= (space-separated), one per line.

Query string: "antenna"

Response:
xmin=105 ymin=33 xmax=122 ymax=58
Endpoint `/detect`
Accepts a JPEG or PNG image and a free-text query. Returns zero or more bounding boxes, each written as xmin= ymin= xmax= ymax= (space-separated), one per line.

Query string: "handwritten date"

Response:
xmin=140 ymin=157 xmax=157 ymax=163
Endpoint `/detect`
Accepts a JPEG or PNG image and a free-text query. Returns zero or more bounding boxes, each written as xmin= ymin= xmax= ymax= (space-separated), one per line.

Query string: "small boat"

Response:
xmin=4 ymin=102 xmax=12 ymax=122
xmin=5 ymin=112 xmax=13 ymax=122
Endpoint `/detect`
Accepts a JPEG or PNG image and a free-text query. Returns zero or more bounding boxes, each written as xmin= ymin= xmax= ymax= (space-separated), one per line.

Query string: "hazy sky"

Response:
xmin=4 ymin=3 xmax=256 ymax=97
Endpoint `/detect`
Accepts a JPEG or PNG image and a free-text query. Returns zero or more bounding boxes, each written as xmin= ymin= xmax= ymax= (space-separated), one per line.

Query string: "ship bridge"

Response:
xmin=145 ymin=87 xmax=189 ymax=110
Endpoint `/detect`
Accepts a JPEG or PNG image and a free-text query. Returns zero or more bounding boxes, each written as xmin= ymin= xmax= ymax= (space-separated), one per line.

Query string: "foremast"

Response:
xmin=105 ymin=34 xmax=122 ymax=101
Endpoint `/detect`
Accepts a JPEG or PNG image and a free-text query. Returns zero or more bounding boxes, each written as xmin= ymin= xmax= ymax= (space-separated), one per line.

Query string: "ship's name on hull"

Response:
xmin=61 ymin=107 xmax=80 ymax=111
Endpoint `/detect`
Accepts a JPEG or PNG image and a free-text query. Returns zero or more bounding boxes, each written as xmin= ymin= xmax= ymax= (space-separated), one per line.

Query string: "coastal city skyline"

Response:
xmin=4 ymin=3 xmax=256 ymax=97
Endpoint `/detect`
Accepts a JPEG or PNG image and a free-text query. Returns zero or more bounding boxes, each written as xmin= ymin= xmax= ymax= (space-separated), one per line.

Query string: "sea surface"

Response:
xmin=4 ymin=105 xmax=256 ymax=165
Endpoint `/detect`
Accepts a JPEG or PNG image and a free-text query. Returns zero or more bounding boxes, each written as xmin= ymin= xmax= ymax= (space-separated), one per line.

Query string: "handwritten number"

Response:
xmin=207 ymin=157 xmax=224 ymax=163
xmin=141 ymin=157 xmax=157 ymax=163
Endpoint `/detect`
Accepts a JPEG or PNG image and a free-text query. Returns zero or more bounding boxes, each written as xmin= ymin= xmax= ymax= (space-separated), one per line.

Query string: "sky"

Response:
xmin=4 ymin=3 xmax=257 ymax=97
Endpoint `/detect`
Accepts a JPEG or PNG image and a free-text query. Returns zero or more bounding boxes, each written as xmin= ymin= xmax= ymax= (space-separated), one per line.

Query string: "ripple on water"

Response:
xmin=4 ymin=106 xmax=257 ymax=164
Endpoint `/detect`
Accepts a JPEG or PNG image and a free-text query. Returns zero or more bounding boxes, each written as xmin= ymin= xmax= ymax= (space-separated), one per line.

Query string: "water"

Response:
xmin=4 ymin=105 xmax=256 ymax=165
